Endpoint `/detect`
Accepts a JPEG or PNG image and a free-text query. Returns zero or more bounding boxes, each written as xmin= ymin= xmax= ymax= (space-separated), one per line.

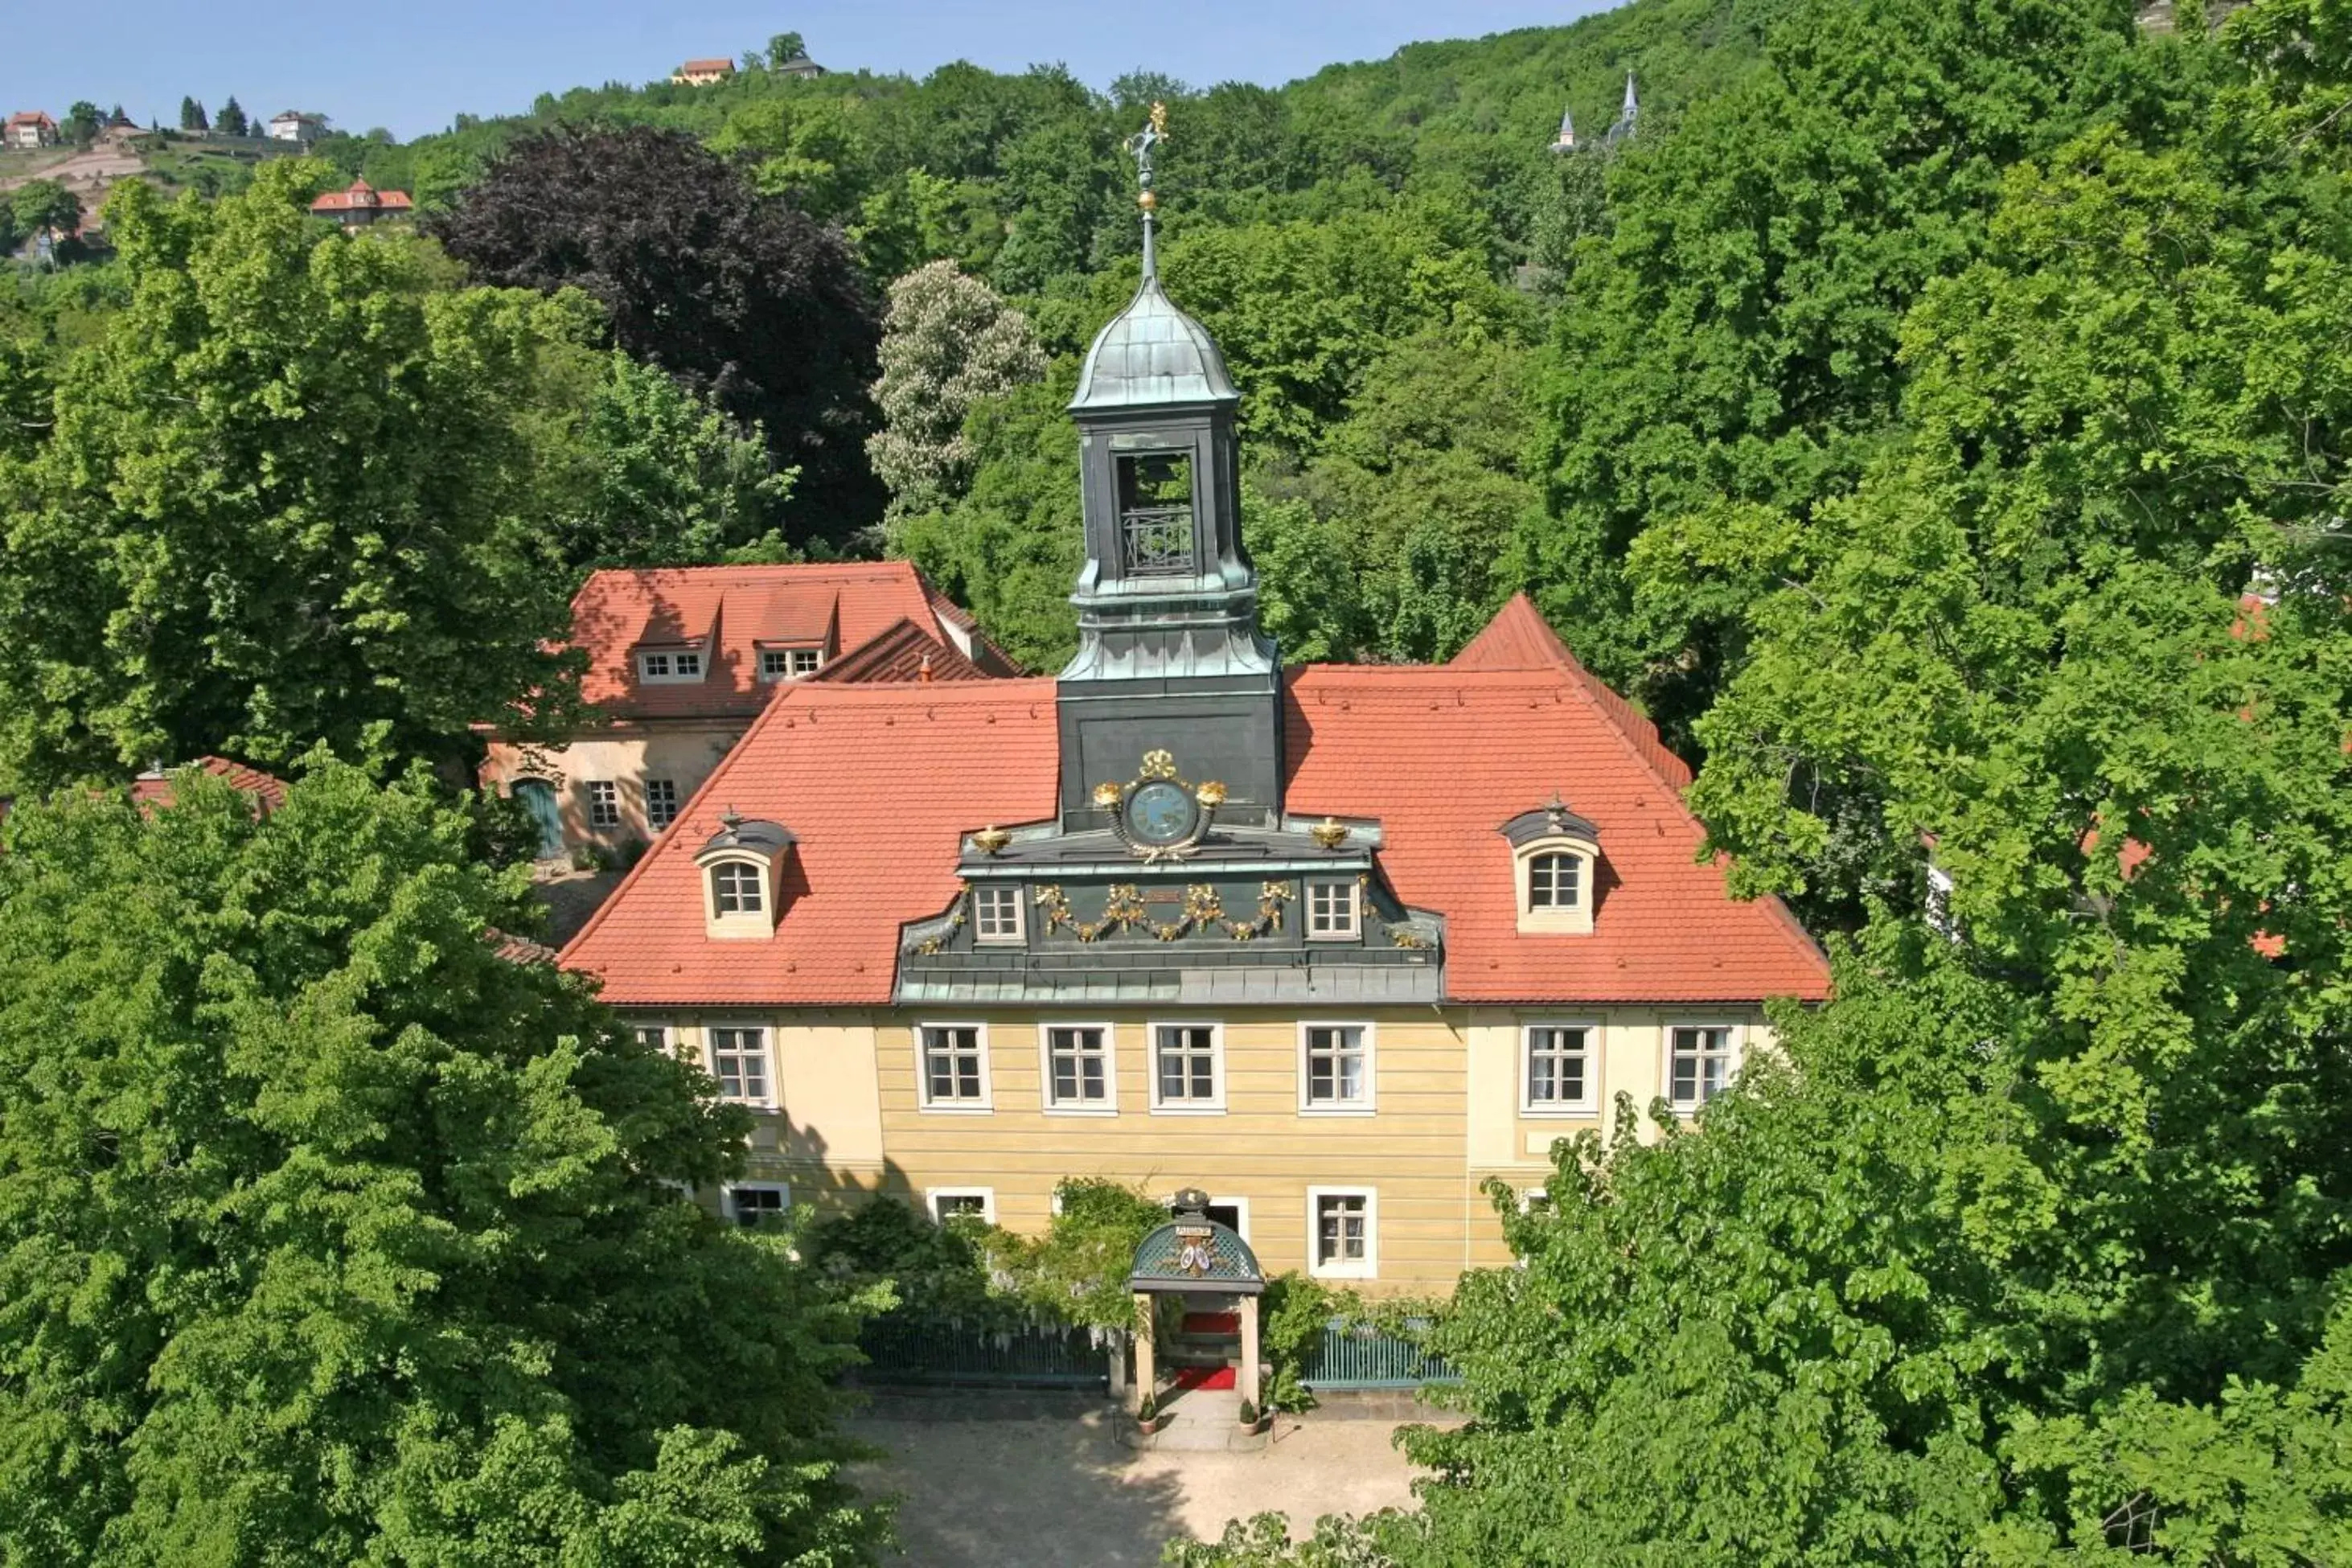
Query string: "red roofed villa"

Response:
xmin=6 ymin=111 xmax=60 ymax=150
xmin=310 ymin=179 xmax=413 ymax=228
xmin=558 ymin=190 xmax=1828 ymax=1331
xmin=481 ymin=560 xmax=1012 ymax=860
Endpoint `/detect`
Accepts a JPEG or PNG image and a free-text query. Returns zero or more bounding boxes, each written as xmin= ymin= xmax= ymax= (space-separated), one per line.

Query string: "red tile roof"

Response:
xmin=563 ymin=562 xmax=992 ymax=722
xmin=564 ymin=678 xmax=1063 ymax=1004
xmin=129 ymin=756 xmax=289 ymax=814
xmin=6 ymin=112 xmax=58 ymax=131
xmin=1289 ymin=597 xmax=1825 ymax=1002
xmin=679 ymin=58 xmax=737 ymax=74
xmin=562 ymin=596 xmax=1829 ymax=1008
xmin=487 ymin=928 xmax=562 ymax=966
xmin=922 ymin=585 xmax=1022 ymax=675
xmin=811 ymin=617 xmax=988 ymax=684
xmin=310 ymin=179 xmax=413 ymax=214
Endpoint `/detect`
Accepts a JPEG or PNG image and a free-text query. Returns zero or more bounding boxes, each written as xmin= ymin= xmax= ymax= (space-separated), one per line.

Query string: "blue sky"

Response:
xmin=3 ymin=1 xmax=1617 ymax=143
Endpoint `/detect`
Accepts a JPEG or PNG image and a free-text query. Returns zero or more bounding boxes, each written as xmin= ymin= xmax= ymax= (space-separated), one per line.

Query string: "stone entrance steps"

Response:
xmin=1121 ymin=1385 xmax=1268 ymax=1452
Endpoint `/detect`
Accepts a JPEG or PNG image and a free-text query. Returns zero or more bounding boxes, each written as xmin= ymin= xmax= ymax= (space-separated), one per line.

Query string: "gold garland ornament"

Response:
xmin=1032 ymin=880 xmax=1295 ymax=943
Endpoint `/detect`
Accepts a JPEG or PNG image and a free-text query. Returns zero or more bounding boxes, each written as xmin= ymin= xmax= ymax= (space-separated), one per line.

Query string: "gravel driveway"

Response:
xmin=847 ymin=1406 xmax=1422 ymax=1566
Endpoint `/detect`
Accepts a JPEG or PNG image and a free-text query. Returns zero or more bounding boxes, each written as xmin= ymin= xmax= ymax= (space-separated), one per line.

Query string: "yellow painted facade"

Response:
xmin=483 ymin=724 xmax=744 ymax=851
xmin=634 ymin=1003 xmax=1774 ymax=1295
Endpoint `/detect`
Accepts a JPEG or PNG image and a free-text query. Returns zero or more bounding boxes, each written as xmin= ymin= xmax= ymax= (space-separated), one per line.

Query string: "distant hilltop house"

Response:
xmin=310 ymin=178 xmax=413 ymax=228
xmin=671 ymin=58 xmax=737 ymax=86
xmin=268 ymin=110 xmax=330 ymax=145
xmin=5 ymin=111 xmax=59 ymax=150
xmin=774 ymin=51 xmax=825 ymax=79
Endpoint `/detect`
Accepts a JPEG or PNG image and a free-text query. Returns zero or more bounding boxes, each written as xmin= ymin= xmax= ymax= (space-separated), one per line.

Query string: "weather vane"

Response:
xmin=1126 ymin=101 xmax=1169 ymax=211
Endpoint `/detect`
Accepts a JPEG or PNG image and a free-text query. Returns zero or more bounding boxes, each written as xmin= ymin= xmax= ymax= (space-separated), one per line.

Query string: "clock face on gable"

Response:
xmin=1125 ymin=780 xmax=1198 ymax=845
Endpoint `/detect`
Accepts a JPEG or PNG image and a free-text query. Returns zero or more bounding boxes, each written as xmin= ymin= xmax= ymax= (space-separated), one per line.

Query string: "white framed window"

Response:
xmin=758 ymin=646 xmax=824 ymax=682
xmin=1306 ymin=878 xmax=1360 ymax=940
xmin=1667 ymin=1024 xmax=1741 ymax=1112
xmin=1512 ymin=835 xmax=1599 ymax=934
xmin=710 ymin=860 xmax=765 ymax=916
xmin=1149 ymin=1022 xmax=1224 ymax=1113
xmin=721 ymin=1180 xmax=791 ymax=1229
xmin=585 ymin=780 xmax=620 ymax=829
xmin=973 ymin=884 xmax=1024 ymax=944
xmin=645 ymin=778 xmax=679 ymax=830
xmin=1521 ymin=1022 xmax=1597 ymax=1114
xmin=1298 ymin=1022 xmax=1374 ymax=1113
xmin=638 ymin=649 xmax=705 ymax=683
xmin=708 ymin=1025 xmax=773 ymax=1106
xmin=1307 ymin=1186 xmax=1377 ymax=1279
xmin=1528 ymin=852 xmax=1580 ymax=909
xmin=632 ymin=1022 xmax=671 ymax=1055
xmin=1039 ymin=1023 xmax=1114 ymax=1113
xmin=927 ymin=1187 xmax=995 ymax=1224
xmin=917 ymin=1023 xmax=991 ymax=1111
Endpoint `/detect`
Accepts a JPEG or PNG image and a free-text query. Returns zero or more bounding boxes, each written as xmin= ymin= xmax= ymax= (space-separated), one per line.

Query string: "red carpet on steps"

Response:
xmin=1165 ymin=1365 xmax=1237 ymax=1392
xmin=1181 ymin=1312 xmax=1240 ymax=1336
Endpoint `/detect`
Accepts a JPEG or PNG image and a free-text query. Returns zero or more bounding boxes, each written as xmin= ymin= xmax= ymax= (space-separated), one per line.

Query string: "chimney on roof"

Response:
xmin=919 ymin=651 xmax=934 ymax=683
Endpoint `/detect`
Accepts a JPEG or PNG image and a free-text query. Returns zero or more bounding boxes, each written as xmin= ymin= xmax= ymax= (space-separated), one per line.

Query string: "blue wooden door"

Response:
xmin=513 ymin=779 xmax=563 ymax=858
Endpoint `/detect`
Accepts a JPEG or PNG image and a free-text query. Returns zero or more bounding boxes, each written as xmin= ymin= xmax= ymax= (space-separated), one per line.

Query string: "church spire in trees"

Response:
xmin=1606 ymin=70 xmax=1640 ymax=146
xmin=1550 ymin=104 xmax=1578 ymax=154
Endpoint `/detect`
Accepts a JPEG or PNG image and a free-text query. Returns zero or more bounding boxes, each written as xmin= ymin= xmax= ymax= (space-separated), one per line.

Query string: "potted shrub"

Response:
xmin=1237 ymin=1397 xmax=1268 ymax=1435
xmin=1135 ymin=1391 xmax=1168 ymax=1434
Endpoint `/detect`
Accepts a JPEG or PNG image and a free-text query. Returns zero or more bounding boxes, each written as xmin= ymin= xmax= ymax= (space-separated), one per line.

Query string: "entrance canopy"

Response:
xmin=1128 ymin=1192 xmax=1264 ymax=1295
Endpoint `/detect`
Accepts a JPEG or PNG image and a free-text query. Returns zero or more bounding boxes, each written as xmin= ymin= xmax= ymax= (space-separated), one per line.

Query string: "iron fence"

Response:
xmin=1299 ymin=1319 xmax=1461 ymax=1390
xmin=856 ymin=1316 xmax=1110 ymax=1389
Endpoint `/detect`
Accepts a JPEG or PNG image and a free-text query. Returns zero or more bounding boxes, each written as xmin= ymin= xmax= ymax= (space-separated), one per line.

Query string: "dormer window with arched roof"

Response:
xmin=694 ymin=810 xmax=795 ymax=939
xmin=1501 ymin=796 xmax=1602 ymax=935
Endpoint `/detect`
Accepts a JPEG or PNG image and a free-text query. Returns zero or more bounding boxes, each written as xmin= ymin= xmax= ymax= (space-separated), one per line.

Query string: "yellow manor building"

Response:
xmin=560 ymin=199 xmax=1829 ymax=1297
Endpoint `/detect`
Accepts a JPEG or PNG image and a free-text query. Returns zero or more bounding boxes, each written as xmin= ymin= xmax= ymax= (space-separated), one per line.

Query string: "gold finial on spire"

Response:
xmin=1127 ymin=102 xmax=1168 ymax=206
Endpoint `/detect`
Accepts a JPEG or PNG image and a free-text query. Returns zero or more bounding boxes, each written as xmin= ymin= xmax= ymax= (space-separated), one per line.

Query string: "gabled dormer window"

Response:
xmin=1501 ymin=798 xmax=1602 ymax=936
xmin=639 ymin=649 xmax=704 ymax=683
xmin=695 ymin=811 xmax=794 ymax=938
xmin=758 ymin=646 xmax=823 ymax=682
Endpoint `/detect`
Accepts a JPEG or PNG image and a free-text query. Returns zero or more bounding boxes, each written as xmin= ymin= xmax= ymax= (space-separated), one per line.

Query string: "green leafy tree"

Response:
xmin=867 ymin=260 xmax=1045 ymax=517
xmin=8 ymin=180 xmax=79 ymax=244
xmin=890 ymin=367 xmax=1082 ymax=671
xmin=708 ymin=96 xmax=868 ymax=221
xmin=60 ymin=101 xmax=101 ymax=146
xmin=432 ymin=125 xmax=885 ymax=544
xmin=1166 ymin=1513 xmax=1401 ymax=1566
xmin=214 ymin=95 xmax=248 ymax=137
xmin=768 ymin=31 xmax=808 ymax=65
xmin=0 ymin=759 xmax=888 ymax=1566
xmin=1381 ymin=54 xmax=2352 ymax=1566
xmin=1160 ymin=199 xmax=1528 ymax=456
xmin=0 ymin=163 xmax=591 ymax=790
xmin=1515 ymin=0 xmax=2173 ymax=744
xmin=546 ymin=349 xmax=798 ymax=567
